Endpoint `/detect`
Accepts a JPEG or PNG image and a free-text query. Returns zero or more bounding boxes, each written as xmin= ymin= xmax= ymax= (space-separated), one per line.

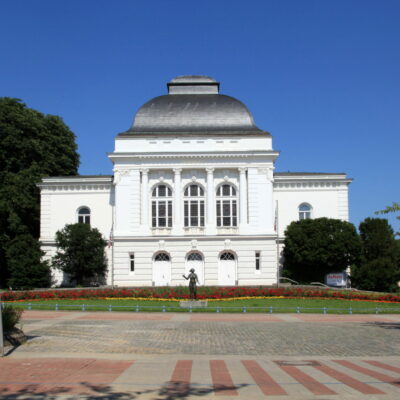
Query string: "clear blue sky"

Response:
xmin=1 ymin=0 xmax=399 ymax=231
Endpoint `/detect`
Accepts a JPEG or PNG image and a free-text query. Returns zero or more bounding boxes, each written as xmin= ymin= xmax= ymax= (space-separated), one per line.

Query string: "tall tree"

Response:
xmin=0 ymin=98 xmax=79 ymax=287
xmin=53 ymin=223 xmax=107 ymax=286
xmin=375 ymin=202 xmax=400 ymax=236
xmin=282 ymin=218 xmax=361 ymax=283
xmin=351 ymin=218 xmax=399 ymax=292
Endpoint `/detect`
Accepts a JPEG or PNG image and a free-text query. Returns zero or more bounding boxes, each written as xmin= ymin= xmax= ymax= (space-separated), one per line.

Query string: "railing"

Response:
xmin=5 ymin=302 xmax=400 ymax=315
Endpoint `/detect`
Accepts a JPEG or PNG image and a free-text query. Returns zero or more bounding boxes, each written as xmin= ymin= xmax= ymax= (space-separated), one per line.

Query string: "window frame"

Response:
xmin=129 ymin=253 xmax=135 ymax=273
xmin=216 ymin=184 xmax=238 ymax=227
xmin=151 ymin=184 xmax=173 ymax=228
xmin=255 ymin=251 xmax=261 ymax=272
xmin=220 ymin=251 xmax=236 ymax=261
xmin=298 ymin=203 xmax=312 ymax=220
xmin=77 ymin=206 xmax=91 ymax=225
xmin=184 ymin=184 xmax=205 ymax=227
xmin=154 ymin=252 xmax=170 ymax=262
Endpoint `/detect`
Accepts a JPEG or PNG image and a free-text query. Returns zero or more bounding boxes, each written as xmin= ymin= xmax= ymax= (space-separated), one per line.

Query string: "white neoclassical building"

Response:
xmin=38 ymin=76 xmax=352 ymax=287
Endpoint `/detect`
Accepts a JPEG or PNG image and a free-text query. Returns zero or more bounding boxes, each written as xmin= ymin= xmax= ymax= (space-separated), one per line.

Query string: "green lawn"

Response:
xmin=8 ymin=297 xmax=400 ymax=314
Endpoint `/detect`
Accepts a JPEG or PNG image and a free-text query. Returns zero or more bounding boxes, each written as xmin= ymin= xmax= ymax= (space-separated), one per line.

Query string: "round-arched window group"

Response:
xmin=153 ymin=251 xmax=235 ymax=261
xmin=151 ymin=183 xmax=238 ymax=228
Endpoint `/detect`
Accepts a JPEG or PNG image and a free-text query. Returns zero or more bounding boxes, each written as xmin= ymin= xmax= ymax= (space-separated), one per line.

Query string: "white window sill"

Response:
xmin=183 ymin=227 xmax=205 ymax=235
xmin=217 ymin=227 xmax=239 ymax=235
xmin=151 ymin=228 xmax=172 ymax=235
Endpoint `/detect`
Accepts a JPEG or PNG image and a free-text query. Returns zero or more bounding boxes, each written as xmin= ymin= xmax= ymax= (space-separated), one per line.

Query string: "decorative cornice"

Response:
xmin=39 ymin=184 xmax=112 ymax=192
xmin=274 ymin=181 xmax=350 ymax=189
xmin=108 ymin=151 xmax=279 ymax=160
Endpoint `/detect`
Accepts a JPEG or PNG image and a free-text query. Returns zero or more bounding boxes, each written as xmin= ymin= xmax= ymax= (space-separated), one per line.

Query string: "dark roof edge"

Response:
xmin=117 ymin=130 xmax=271 ymax=137
xmin=41 ymin=175 xmax=113 ymax=179
xmin=274 ymin=172 xmax=348 ymax=176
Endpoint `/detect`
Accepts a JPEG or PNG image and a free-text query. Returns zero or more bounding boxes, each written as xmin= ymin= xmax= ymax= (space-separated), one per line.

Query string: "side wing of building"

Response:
xmin=273 ymin=173 xmax=352 ymax=237
xmin=38 ymin=176 xmax=114 ymax=285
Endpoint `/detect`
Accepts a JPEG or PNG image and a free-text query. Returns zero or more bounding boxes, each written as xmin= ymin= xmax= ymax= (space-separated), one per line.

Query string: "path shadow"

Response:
xmin=363 ymin=322 xmax=400 ymax=330
xmin=0 ymin=380 xmax=248 ymax=399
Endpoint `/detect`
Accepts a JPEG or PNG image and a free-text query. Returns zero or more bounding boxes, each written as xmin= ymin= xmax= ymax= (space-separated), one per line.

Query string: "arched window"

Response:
xmin=220 ymin=252 xmax=235 ymax=260
xmin=184 ymin=184 xmax=205 ymax=227
xmin=216 ymin=184 xmax=237 ymax=227
xmin=78 ymin=207 xmax=91 ymax=224
xmin=154 ymin=252 xmax=170 ymax=261
xmin=152 ymin=185 xmax=172 ymax=228
xmin=299 ymin=203 xmax=312 ymax=220
xmin=187 ymin=252 xmax=203 ymax=261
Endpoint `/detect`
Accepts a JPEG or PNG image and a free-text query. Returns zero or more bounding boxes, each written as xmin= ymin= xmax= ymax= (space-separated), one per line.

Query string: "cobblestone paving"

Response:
xmin=19 ymin=315 xmax=400 ymax=356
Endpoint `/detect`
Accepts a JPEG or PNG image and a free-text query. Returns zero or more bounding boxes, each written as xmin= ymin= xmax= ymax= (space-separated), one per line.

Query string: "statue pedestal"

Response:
xmin=179 ymin=300 xmax=208 ymax=308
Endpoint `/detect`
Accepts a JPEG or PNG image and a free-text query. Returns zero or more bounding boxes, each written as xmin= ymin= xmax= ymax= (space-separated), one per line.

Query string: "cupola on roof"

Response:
xmin=123 ymin=75 xmax=268 ymax=136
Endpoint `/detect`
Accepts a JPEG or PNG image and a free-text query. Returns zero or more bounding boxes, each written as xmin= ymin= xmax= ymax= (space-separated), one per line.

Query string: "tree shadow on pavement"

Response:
xmin=0 ymin=380 xmax=248 ymax=399
xmin=364 ymin=322 xmax=400 ymax=330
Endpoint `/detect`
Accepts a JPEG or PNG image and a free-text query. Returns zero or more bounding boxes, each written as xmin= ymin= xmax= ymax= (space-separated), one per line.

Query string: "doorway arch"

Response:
xmin=218 ymin=251 xmax=236 ymax=285
xmin=152 ymin=251 xmax=171 ymax=286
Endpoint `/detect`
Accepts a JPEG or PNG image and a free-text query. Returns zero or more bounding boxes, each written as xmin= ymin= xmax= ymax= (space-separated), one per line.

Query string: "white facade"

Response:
xmin=38 ymin=76 xmax=352 ymax=287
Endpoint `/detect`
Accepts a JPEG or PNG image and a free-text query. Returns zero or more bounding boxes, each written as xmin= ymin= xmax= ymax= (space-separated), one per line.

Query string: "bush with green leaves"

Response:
xmin=282 ymin=217 xmax=361 ymax=283
xmin=1 ymin=304 xmax=23 ymax=331
xmin=6 ymin=234 xmax=52 ymax=289
xmin=52 ymin=223 xmax=107 ymax=286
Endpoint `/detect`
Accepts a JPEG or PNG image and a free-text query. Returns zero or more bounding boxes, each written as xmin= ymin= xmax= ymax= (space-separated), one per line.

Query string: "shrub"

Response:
xmin=282 ymin=218 xmax=361 ymax=282
xmin=1 ymin=304 xmax=23 ymax=331
xmin=352 ymin=218 xmax=400 ymax=292
xmin=52 ymin=223 xmax=107 ymax=286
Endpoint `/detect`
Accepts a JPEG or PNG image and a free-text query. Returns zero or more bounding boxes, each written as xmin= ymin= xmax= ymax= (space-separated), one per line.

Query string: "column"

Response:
xmin=173 ymin=168 xmax=183 ymax=234
xmin=140 ymin=169 xmax=149 ymax=231
xmin=206 ymin=167 xmax=216 ymax=233
xmin=239 ymin=167 xmax=248 ymax=226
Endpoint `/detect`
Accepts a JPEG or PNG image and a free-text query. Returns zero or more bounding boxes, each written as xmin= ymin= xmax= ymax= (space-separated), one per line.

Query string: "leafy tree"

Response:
xmin=282 ymin=218 xmax=361 ymax=283
xmin=6 ymin=234 xmax=52 ymax=289
xmin=351 ymin=218 xmax=399 ymax=292
xmin=53 ymin=223 xmax=107 ymax=286
xmin=0 ymin=98 xmax=79 ymax=287
xmin=375 ymin=202 xmax=400 ymax=236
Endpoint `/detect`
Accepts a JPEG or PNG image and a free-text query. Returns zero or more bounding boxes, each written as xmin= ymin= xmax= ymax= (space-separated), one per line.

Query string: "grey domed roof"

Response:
xmin=123 ymin=76 xmax=268 ymax=136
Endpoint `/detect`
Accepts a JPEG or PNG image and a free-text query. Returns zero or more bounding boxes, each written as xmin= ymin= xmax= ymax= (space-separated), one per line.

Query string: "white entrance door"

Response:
xmin=218 ymin=252 xmax=236 ymax=285
xmin=185 ymin=253 xmax=204 ymax=285
xmin=153 ymin=252 xmax=171 ymax=286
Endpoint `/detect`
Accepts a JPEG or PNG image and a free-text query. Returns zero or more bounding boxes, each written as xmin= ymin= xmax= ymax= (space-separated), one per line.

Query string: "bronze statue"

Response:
xmin=182 ymin=268 xmax=199 ymax=300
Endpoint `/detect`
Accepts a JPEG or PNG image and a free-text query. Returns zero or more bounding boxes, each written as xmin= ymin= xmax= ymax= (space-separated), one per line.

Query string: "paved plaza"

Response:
xmin=1 ymin=310 xmax=400 ymax=399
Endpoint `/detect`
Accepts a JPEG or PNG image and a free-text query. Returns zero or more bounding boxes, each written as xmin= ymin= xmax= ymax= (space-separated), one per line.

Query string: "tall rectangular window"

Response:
xmin=130 ymin=254 xmax=135 ymax=272
xmin=255 ymin=251 xmax=260 ymax=271
xmin=184 ymin=184 xmax=205 ymax=227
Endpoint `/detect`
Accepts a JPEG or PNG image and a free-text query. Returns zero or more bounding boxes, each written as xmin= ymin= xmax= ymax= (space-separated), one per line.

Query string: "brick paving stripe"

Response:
xmin=22 ymin=311 xmax=72 ymax=319
xmin=165 ymin=360 xmax=193 ymax=396
xmin=333 ymin=360 xmax=400 ymax=388
xmin=210 ymin=360 xmax=238 ymax=396
xmin=364 ymin=360 xmax=400 ymax=374
xmin=191 ymin=315 xmax=284 ymax=322
xmin=311 ymin=361 xmax=385 ymax=395
xmin=170 ymin=360 xmax=193 ymax=383
xmin=0 ymin=358 xmax=133 ymax=396
xmin=275 ymin=361 xmax=336 ymax=395
xmin=78 ymin=312 xmax=172 ymax=320
xmin=242 ymin=360 xmax=287 ymax=396
xmin=294 ymin=315 xmax=395 ymax=323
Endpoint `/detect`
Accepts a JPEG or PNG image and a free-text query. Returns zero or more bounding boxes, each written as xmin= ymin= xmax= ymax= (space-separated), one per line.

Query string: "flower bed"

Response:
xmin=1 ymin=286 xmax=400 ymax=303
